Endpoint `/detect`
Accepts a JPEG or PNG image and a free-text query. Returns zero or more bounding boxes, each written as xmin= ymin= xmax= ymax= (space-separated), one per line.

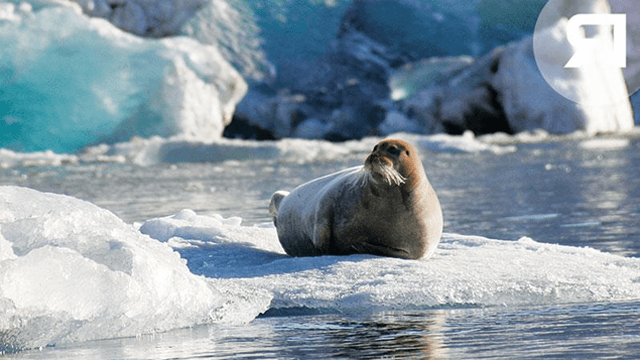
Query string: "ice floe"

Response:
xmin=142 ymin=210 xmax=640 ymax=313
xmin=0 ymin=187 xmax=268 ymax=351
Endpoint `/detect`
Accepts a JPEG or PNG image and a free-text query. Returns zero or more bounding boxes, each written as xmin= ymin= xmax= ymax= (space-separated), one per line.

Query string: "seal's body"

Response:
xmin=269 ymin=139 xmax=443 ymax=260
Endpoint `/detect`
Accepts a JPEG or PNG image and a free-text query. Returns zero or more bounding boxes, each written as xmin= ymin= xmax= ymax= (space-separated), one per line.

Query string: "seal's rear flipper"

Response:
xmin=269 ymin=190 xmax=289 ymax=225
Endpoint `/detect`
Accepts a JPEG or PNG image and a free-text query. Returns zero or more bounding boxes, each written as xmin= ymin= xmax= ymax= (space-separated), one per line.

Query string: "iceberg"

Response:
xmin=0 ymin=186 xmax=268 ymax=352
xmin=233 ymin=0 xmax=638 ymax=141
xmin=0 ymin=1 xmax=246 ymax=154
xmin=2 ymin=0 xmax=635 ymax=153
xmin=402 ymin=0 xmax=635 ymax=137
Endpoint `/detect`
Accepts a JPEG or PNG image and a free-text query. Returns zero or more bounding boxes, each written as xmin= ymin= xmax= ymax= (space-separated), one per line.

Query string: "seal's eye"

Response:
xmin=373 ymin=145 xmax=378 ymax=152
xmin=387 ymin=145 xmax=401 ymax=156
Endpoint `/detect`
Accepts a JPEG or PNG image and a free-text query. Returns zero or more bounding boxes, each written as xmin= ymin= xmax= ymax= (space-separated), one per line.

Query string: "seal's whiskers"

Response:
xmin=354 ymin=167 xmax=374 ymax=188
xmin=380 ymin=164 xmax=406 ymax=186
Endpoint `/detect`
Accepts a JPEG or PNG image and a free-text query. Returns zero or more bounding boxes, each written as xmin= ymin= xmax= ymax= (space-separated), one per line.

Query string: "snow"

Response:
xmin=1 ymin=185 xmax=640 ymax=351
xmin=0 ymin=132 xmax=516 ymax=168
xmin=0 ymin=1 xmax=246 ymax=153
xmin=142 ymin=210 xmax=640 ymax=312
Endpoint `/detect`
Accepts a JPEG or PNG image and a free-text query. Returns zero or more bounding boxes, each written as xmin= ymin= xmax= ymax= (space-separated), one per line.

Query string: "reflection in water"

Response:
xmin=296 ymin=311 xmax=447 ymax=359
xmin=36 ymin=311 xmax=448 ymax=359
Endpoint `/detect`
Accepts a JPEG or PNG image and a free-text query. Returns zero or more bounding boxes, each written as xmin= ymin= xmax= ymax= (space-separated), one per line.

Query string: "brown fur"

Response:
xmin=270 ymin=139 xmax=443 ymax=259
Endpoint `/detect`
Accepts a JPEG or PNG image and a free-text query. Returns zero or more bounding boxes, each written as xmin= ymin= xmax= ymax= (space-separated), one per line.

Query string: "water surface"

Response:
xmin=2 ymin=135 xmax=640 ymax=358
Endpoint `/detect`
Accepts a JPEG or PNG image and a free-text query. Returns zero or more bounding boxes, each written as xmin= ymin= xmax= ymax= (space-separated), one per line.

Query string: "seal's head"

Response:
xmin=364 ymin=139 xmax=423 ymax=188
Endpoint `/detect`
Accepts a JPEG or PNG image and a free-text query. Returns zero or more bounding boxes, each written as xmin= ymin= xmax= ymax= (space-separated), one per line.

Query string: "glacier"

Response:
xmin=0 ymin=1 xmax=246 ymax=153
xmin=2 ymin=185 xmax=640 ymax=351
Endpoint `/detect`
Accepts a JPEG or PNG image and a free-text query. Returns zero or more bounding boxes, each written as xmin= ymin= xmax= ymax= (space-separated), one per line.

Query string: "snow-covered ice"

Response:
xmin=142 ymin=210 xmax=640 ymax=313
xmin=0 ymin=187 xmax=268 ymax=351
xmin=0 ymin=132 xmax=516 ymax=168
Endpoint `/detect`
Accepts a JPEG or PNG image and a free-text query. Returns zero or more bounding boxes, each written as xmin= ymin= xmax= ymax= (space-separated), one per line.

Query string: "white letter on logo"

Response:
xmin=564 ymin=14 xmax=626 ymax=68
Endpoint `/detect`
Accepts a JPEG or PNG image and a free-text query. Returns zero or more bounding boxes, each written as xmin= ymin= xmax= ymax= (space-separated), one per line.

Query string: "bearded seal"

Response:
xmin=269 ymin=139 xmax=443 ymax=260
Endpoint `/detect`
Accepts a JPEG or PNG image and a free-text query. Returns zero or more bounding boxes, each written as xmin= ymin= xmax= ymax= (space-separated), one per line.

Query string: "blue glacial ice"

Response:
xmin=0 ymin=1 xmax=246 ymax=154
xmin=2 ymin=185 xmax=640 ymax=351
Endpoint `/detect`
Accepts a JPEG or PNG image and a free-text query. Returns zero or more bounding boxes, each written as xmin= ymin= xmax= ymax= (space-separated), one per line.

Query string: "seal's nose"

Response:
xmin=365 ymin=152 xmax=379 ymax=166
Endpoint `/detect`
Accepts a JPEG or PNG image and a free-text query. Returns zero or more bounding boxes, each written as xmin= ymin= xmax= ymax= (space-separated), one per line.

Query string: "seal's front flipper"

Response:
xmin=352 ymin=242 xmax=412 ymax=259
xmin=269 ymin=190 xmax=289 ymax=226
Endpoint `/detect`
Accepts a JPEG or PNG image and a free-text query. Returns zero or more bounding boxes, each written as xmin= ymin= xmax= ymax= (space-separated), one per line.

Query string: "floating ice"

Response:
xmin=0 ymin=132 xmax=514 ymax=168
xmin=142 ymin=210 xmax=640 ymax=314
xmin=579 ymin=138 xmax=631 ymax=151
xmin=0 ymin=149 xmax=79 ymax=169
xmin=0 ymin=1 xmax=246 ymax=154
xmin=80 ymin=132 xmax=516 ymax=166
xmin=0 ymin=187 xmax=268 ymax=352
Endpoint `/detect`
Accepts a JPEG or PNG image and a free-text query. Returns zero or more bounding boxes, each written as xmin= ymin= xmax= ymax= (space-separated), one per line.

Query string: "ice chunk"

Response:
xmin=0 ymin=149 xmax=79 ymax=168
xmin=405 ymin=33 xmax=634 ymax=136
xmin=142 ymin=210 xmax=640 ymax=313
xmin=0 ymin=1 xmax=246 ymax=153
xmin=80 ymin=133 xmax=515 ymax=166
xmin=0 ymin=187 xmax=266 ymax=351
xmin=0 ymin=133 xmax=514 ymax=169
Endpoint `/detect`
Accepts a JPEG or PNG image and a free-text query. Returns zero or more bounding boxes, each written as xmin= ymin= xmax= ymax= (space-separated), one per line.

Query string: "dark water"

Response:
xmin=2 ymin=135 xmax=640 ymax=358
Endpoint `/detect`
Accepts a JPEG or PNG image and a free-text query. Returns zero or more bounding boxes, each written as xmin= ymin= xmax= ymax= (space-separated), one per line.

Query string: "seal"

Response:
xmin=269 ymin=139 xmax=443 ymax=260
